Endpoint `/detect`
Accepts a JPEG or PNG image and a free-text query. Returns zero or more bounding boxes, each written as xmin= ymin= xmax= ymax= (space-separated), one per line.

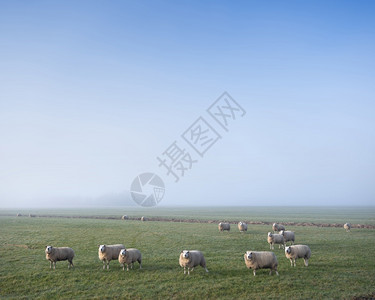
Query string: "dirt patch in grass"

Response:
xmin=352 ymin=292 xmax=375 ymax=299
xmin=5 ymin=244 xmax=29 ymax=249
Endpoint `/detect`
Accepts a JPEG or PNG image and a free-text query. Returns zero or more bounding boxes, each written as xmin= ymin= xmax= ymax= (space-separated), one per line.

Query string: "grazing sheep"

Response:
xmin=218 ymin=222 xmax=230 ymax=232
xmin=280 ymin=230 xmax=295 ymax=245
xmin=285 ymin=245 xmax=311 ymax=267
xmin=29 ymin=214 xmax=36 ymax=217
xmin=16 ymin=213 xmax=22 ymax=217
xmin=45 ymin=246 xmax=75 ymax=269
xmin=98 ymin=244 xmax=125 ymax=270
xmin=118 ymin=248 xmax=142 ymax=271
xmin=344 ymin=223 xmax=351 ymax=232
xmin=272 ymin=223 xmax=285 ymax=232
xmin=121 ymin=215 xmax=129 ymax=220
xmin=179 ymin=250 xmax=208 ymax=275
xmin=267 ymin=232 xmax=285 ymax=249
xmin=244 ymin=251 xmax=279 ymax=276
xmin=238 ymin=222 xmax=248 ymax=232
xmin=141 ymin=216 xmax=147 ymax=221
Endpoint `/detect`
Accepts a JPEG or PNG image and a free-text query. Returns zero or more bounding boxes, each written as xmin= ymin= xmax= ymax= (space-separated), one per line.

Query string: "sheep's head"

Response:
xmin=268 ymin=232 xmax=272 ymax=237
xmin=280 ymin=230 xmax=284 ymax=235
xmin=181 ymin=250 xmax=190 ymax=259
xmin=120 ymin=249 xmax=127 ymax=257
xmin=245 ymin=251 xmax=253 ymax=260
xmin=285 ymin=247 xmax=292 ymax=254
xmin=99 ymin=245 xmax=106 ymax=253
xmin=45 ymin=246 xmax=53 ymax=254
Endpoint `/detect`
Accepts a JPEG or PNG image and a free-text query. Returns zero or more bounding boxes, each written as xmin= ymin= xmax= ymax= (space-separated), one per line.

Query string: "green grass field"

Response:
xmin=1 ymin=207 xmax=375 ymax=299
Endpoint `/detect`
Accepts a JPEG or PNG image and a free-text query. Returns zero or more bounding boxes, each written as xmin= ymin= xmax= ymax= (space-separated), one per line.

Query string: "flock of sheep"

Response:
xmin=45 ymin=221 xmax=352 ymax=275
xmin=217 ymin=222 xmax=311 ymax=275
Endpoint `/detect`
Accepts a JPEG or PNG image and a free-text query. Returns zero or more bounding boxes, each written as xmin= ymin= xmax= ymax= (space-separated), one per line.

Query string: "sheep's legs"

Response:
xmin=183 ymin=267 xmax=186 ymax=274
xmin=269 ymin=269 xmax=279 ymax=276
xmin=53 ymin=262 xmax=56 ymax=269
xmin=205 ymin=267 xmax=209 ymax=273
xmin=253 ymin=270 xmax=256 ymax=276
xmin=50 ymin=261 xmax=52 ymax=269
xmin=290 ymin=259 xmax=293 ymax=266
xmin=103 ymin=261 xmax=106 ymax=270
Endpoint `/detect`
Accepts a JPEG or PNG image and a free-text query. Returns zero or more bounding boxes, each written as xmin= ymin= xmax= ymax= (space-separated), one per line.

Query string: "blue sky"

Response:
xmin=0 ymin=1 xmax=374 ymax=207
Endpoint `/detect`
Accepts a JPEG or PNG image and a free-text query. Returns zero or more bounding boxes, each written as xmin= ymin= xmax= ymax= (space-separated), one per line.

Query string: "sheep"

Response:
xmin=16 ymin=213 xmax=22 ymax=217
xmin=118 ymin=248 xmax=142 ymax=271
xmin=244 ymin=251 xmax=279 ymax=276
xmin=285 ymin=245 xmax=311 ymax=267
xmin=267 ymin=232 xmax=285 ymax=249
xmin=280 ymin=230 xmax=295 ymax=245
xmin=121 ymin=215 xmax=129 ymax=220
xmin=179 ymin=250 xmax=208 ymax=275
xmin=98 ymin=244 xmax=125 ymax=270
xmin=272 ymin=223 xmax=285 ymax=232
xmin=29 ymin=214 xmax=36 ymax=217
xmin=344 ymin=223 xmax=351 ymax=232
xmin=141 ymin=216 xmax=147 ymax=221
xmin=45 ymin=246 xmax=75 ymax=269
xmin=238 ymin=222 xmax=248 ymax=232
xmin=218 ymin=222 xmax=230 ymax=232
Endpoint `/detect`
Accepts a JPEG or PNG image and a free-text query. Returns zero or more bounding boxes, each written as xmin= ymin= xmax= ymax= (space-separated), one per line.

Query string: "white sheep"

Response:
xmin=118 ymin=248 xmax=142 ymax=271
xmin=272 ymin=223 xmax=285 ymax=232
xmin=267 ymin=232 xmax=285 ymax=249
xmin=344 ymin=223 xmax=351 ymax=232
xmin=121 ymin=215 xmax=129 ymax=220
xmin=45 ymin=246 xmax=75 ymax=269
xmin=244 ymin=251 xmax=279 ymax=276
xmin=280 ymin=230 xmax=295 ymax=245
xmin=285 ymin=245 xmax=311 ymax=267
xmin=218 ymin=222 xmax=230 ymax=232
xmin=98 ymin=244 xmax=125 ymax=270
xmin=141 ymin=216 xmax=147 ymax=221
xmin=179 ymin=250 xmax=209 ymax=275
xmin=238 ymin=222 xmax=248 ymax=232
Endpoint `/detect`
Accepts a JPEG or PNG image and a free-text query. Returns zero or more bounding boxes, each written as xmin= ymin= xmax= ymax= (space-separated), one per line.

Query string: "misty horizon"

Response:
xmin=1 ymin=1 xmax=374 ymax=208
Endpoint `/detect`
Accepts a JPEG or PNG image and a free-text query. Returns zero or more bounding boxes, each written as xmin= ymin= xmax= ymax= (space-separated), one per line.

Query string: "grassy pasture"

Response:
xmin=0 ymin=207 xmax=374 ymax=299
xmin=3 ymin=206 xmax=375 ymax=224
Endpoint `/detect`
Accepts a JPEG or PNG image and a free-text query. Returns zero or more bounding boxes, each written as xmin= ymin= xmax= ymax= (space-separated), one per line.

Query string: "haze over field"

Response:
xmin=0 ymin=1 xmax=374 ymax=207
